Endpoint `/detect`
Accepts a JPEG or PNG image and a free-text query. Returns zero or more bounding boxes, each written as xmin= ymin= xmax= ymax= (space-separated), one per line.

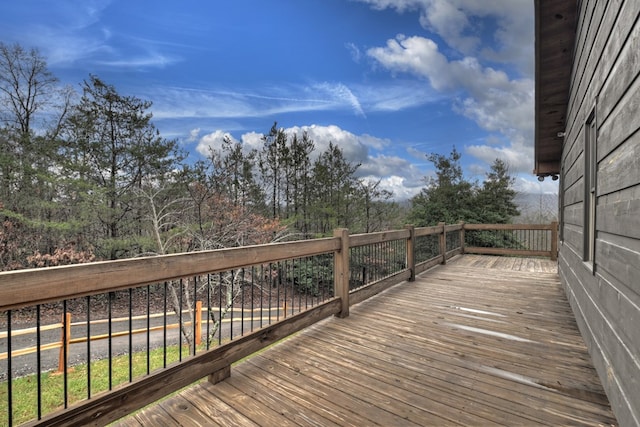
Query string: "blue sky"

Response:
xmin=0 ymin=0 xmax=558 ymax=199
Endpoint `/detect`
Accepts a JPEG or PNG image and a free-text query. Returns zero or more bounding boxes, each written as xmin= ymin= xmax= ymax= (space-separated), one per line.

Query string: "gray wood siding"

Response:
xmin=559 ymin=0 xmax=640 ymax=425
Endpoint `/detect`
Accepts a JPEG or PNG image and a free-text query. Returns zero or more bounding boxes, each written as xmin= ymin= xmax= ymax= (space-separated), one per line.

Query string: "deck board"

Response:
xmin=114 ymin=255 xmax=617 ymax=426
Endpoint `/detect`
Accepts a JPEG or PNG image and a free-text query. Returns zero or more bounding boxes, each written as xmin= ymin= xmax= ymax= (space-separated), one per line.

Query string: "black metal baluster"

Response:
xmin=128 ymin=288 xmax=133 ymax=382
xmin=308 ymin=257 xmax=314 ymax=307
xmin=375 ymin=242 xmax=379 ymax=281
xmin=315 ymin=255 xmax=320 ymax=304
xmin=319 ymin=256 xmax=324 ymax=302
xmin=163 ymin=282 xmax=168 ymax=368
xmin=108 ymin=292 xmax=113 ymax=390
xmin=320 ymin=254 xmax=328 ymax=301
xmin=250 ymin=267 xmax=255 ymax=333
xmin=389 ymin=241 xmax=393 ymax=274
xmin=366 ymin=245 xmax=370 ymax=284
xmin=379 ymin=243 xmax=383 ymax=280
xmin=36 ymin=304 xmax=42 ymax=420
xmin=383 ymin=242 xmax=387 ymax=278
xmin=206 ymin=274 xmax=211 ymax=350
xmin=287 ymin=260 xmax=292 ymax=316
xmin=63 ymin=300 xmax=68 ymax=409
xmin=283 ymin=261 xmax=288 ymax=319
xmin=268 ymin=264 xmax=272 ymax=326
xmin=218 ymin=272 xmax=222 ymax=346
xmin=240 ymin=268 xmax=245 ymax=337
xmin=7 ymin=310 xmax=12 ymax=427
xmin=230 ymin=271 xmax=234 ymax=340
xmin=379 ymin=242 xmax=384 ymax=279
xmin=349 ymin=248 xmax=354 ymax=290
xmin=179 ymin=279 xmax=183 ymax=361
xmin=297 ymin=259 xmax=302 ymax=314
xmin=276 ymin=262 xmax=281 ymax=321
xmin=146 ymin=285 xmax=150 ymax=375
xmin=193 ymin=276 xmax=197 ymax=356
xmin=86 ymin=295 xmax=91 ymax=399
xmin=260 ymin=265 xmax=265 ymax=329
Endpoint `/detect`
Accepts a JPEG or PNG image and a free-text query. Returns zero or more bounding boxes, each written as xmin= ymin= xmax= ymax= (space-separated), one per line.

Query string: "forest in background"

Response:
xmin=0 ymin=43 xmax=550 ymax=272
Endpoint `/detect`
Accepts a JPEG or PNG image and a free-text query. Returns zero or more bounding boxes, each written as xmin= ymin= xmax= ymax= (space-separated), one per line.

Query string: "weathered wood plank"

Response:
xmin=157 ymin=394 xmax=223 ymax=427
xmin=201 ymin=381 xmax=298 ymax=427
xmin=464 ymin=247 xmax=551 ymax=257
xmin=244 ymin=355 xmax=395 ymax=426
xmin=349 ymin=228 xmax=410 ymax=247
xmin=464 ymin=223 xmax=553 ymax=231
xmin=130 ymin=405 xmax=181 ymax=426
xmin=179 ymin=386 xmax=259 ymax=426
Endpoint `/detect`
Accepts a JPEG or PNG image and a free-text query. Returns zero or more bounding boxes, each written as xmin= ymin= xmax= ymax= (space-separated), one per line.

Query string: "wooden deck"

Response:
xmin=113 ymin=255 xmax=617 ymax=426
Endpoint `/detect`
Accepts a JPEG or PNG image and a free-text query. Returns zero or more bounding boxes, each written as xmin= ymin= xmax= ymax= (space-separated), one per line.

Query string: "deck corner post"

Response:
xmin=458 ymin=221 xmax=465 ymax=254
xmin=405 ymin=225 xmax=416 ymax=281
xmin=551 ymin=221 xmax=558 ymax=261
xmin=439 ymin=222 xmax=447 ymax=265
xmin=333 ymin=228 xmax=350 ymax=318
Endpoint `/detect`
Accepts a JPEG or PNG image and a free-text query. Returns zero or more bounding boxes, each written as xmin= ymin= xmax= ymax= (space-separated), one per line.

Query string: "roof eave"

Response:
xmin=534 ymin=0 xmax=577 ymax=177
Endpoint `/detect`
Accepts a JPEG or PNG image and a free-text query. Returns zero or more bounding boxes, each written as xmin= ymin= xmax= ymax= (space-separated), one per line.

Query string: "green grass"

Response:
xmin=0 ymin=344 xmax=202 ymax=426
xmin=1 ymin=330 xmax=298 ymax=426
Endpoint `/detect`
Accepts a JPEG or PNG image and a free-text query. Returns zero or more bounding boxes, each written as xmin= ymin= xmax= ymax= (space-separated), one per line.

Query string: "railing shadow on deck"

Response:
xmin=0 ymin=222 xmax=557 ymax=426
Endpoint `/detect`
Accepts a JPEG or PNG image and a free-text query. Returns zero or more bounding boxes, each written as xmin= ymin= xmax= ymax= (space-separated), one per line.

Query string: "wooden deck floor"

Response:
xmin=114 ymin=255 xmax=617 ymax=426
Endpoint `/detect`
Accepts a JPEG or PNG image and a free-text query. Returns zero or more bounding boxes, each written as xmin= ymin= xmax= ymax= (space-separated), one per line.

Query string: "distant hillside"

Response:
xmin=513 ymin=192 xmax=558 ymax=223
xmin=397 ymin=192 xmax=558 ymax=224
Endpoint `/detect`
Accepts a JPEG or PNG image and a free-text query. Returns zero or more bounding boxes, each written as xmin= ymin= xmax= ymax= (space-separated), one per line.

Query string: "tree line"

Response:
xmin=0 ymin=42 xmax=519 ymax=272
xmin=0 ymin=43 xmax=404 ymax=270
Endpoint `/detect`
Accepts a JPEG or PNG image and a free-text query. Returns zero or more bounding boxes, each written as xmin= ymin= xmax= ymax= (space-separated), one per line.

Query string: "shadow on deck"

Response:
xmin=114 ymin=255 xmax=617 ymax=426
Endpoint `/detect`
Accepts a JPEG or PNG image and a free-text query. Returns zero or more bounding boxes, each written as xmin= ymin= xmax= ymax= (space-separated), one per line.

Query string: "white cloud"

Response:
xmin=418 ymin=0 xmax=478 ymax=54
xmin=357 ymin=80 xmax=442 ymax=111
xmin=515 ymin=176 xmax=559 ymax=195
xmin=367 ymin=34 xmax=533 ymax=137
xmin=359 ymin=154 xmax=423 ymax=182
xmin=240 ymin=131 xmax=265 ymax=152
xmin=362 ymin=0 xmax=536 ymax=184
xmin=364 ymin=175 xmax=423 ymax=200
xmin=93 ymin=52 xmax=181 ymax=69
xmin=345 ymin=42 xmax=362 ymax=63
xmin=313 ymin=82 xmax=366 ymax=117
xmin=196 ymin=130 xmax=238 ymax=157
xmin=284 ymin=124 xmax=370 ymax=164
xmin=356 ymin=0 xmax=533 ymax=74
xmin=465 ymin=136 xmax=531 ymax=174
xmin=187 ymin=128 xmax=201 ymax=142
xmin=146 ymin=81 xmax=371 ymax=121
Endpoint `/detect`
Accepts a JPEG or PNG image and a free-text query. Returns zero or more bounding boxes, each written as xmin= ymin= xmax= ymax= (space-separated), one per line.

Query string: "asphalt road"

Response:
xmin=0 ymin=307 xmax=286 ymax=381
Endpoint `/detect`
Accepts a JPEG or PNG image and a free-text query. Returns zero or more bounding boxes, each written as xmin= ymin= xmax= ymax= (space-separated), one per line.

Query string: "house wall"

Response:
xmin=559 ymin=0 xmax=640 ymax=426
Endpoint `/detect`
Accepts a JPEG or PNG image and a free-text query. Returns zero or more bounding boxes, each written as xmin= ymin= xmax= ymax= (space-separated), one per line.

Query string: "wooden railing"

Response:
xmin=463 ymin=222 xmax=558 ymax=260
xmin=0 ymin=222 xmax=557 ymax=426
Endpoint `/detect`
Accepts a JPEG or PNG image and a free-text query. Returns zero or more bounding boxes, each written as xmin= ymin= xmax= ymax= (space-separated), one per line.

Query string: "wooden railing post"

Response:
xmin=551 ymin=221 xmax=558 ymax=261
xmin=58 ymin=312 xmax=71 ymax=373
xmin=405 ymin=225 xmax=416 ymax=282
xmin=459 ymin=221 xmax=465 ymax=254
xmin=439 ymin=222 xmax=447 ymax=265
xmin=334 ymin=228 xmax=350 ymax=318
xmin=195 ymin=301 xmax=202 ymax=346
